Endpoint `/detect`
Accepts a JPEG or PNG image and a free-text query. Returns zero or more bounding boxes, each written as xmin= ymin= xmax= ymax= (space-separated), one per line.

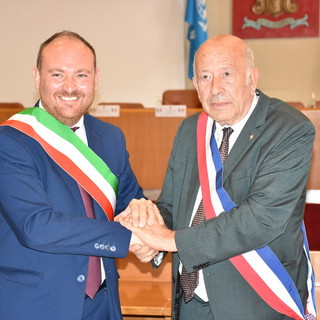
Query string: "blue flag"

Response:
xmin=185 ymin=0 xmax=208 ymax=79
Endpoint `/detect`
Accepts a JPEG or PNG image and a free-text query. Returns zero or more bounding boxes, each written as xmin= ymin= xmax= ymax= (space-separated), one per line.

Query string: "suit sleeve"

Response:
xmin=0 ymin=127 xmax=132 ymax=258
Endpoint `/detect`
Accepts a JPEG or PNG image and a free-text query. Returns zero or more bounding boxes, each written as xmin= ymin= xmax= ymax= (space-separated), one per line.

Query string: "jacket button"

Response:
xmin=94 ymin=243 xmax=100 ymax=249
xmin=77 ymin=274 xmax=85 ymax=283
xmin=110 ymin=246 xmax=116 ymax=252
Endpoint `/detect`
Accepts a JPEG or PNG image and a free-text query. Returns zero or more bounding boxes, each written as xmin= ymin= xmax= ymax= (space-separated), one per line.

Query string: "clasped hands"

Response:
xmin=115 ymin=199 xmax=177 ymax=263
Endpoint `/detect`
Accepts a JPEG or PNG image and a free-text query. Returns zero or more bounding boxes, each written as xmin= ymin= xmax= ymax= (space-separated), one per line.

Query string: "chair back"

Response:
xmin=0 ymin=103 xmax=24 ymax=123
xmin=0 ymin=102 xmax=24 ymax=108
xmin=286 ymin=102 xmax=305 ymax=109
xmin=162 ymin=89 xmax=202 ymax=108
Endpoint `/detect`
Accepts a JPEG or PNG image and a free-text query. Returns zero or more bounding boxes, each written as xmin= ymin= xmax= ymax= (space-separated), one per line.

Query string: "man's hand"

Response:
xmin=115 ymin=198 xmax=164 ymax=227
xmin=123 ymin=218 xmax=177 ymax=253
xmin=129 ymin=232 xmax=159 ymax=263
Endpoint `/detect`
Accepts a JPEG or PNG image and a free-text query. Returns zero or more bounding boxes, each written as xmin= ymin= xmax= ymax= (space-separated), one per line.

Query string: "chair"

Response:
xmin=98 ymin=102 xmax=144 ymax=109
xmin=0 ymin=102 xmax=24 ymax=123
xmin=162 ymin=89 xmax=202 ymax=108
xmin=286 ymin=102 xmax=305 ymax=110
xmin=0 ymin=102 xmax=24 ymax=108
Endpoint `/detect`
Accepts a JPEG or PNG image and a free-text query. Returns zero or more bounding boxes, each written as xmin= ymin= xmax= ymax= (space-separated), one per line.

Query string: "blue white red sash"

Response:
xmin=1 ymin=107 xmax=118 ymax=221
xmin=197 ymin=112 xmax=316 ymax=319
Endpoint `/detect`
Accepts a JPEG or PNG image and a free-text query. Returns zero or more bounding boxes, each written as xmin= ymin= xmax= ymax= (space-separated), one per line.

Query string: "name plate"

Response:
xmin=89 ymin=105 xmax=120 ymax=117
xmin=155 ymin=105 xmax=187 ymax=117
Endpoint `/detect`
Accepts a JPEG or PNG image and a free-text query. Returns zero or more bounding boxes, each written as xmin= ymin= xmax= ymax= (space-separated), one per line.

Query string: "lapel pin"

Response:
xmin=249 ymin=134 xmax=254 ymax=140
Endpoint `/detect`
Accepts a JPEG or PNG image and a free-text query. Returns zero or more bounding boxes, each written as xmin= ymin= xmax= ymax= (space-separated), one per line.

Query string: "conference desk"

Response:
xmin=297 ymin=108 xmax=320 ymax=250
xmin=299 ymin=108 xmax=320 ymax=191
xmin=96 ymin=108 xmax=201 ymax=191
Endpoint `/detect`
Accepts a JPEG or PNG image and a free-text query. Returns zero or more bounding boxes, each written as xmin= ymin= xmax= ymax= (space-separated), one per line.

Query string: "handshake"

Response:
xmin=115 ymin=198 xmax=177 ymax=263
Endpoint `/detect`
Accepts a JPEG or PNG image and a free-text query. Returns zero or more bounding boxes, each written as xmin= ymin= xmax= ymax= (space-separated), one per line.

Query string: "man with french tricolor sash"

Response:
xmin=0 ymin=31 xmax=158 ymax=320
xmin=117 ymin=35 xmax=317 ymax=320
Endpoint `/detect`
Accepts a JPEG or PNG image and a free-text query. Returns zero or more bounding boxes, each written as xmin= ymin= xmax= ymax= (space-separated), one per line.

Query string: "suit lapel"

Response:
xmin=222 ymin=91 xmax=270 ymax=182
xmin=176 ymin=119 xmax=200 ymax=230
xmin=176 ymin=153 xmax=200 ymax=230
xmin=84 ymin=115 xmax=104 ymax=161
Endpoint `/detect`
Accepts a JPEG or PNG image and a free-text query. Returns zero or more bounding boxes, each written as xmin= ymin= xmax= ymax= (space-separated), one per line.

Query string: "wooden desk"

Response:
xmin=290 ymin=108 xmax=320 ymax=250
xmin=300 ymin=108 xmax=320 ymax=190
xmin=97 ymin=108 xmax=201 ymax=190
xmin=117 ymin=253 xmax=172 ymax=319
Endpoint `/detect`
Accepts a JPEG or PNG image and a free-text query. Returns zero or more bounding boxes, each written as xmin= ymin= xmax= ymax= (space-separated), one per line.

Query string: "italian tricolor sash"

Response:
xmin=1 ymin=107 xmax=118 ymax=221
xmin=197 ymin=112 xmax=316 ymax=320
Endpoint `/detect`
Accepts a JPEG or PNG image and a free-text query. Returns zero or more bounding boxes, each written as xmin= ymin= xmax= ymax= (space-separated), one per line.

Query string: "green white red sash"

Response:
xmin=1 ymin=107 xmax=118 ymax=221
xmin=197 ymin=112 xmax=316 ymax=319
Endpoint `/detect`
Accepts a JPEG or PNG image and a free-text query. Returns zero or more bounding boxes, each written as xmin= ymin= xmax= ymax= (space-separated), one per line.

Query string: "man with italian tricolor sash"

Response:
xmin=117 ymin=35 xmax=317 ymax=320
xmin=0 ymin=31 xmax=158 ymax=320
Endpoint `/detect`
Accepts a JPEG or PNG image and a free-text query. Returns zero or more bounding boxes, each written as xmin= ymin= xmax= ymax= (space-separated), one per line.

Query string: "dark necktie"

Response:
xmin=180 ymin=126 xmax=233 ymax=303
xmin=71 ymin=127 xmax=101 ymax=299
xmin=219 ymin=127 xmax=234 ymax=162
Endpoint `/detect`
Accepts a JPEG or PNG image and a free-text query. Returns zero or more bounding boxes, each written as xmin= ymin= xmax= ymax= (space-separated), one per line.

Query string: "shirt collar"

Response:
xmin=215 ymin=93 xmax=259 ymax=133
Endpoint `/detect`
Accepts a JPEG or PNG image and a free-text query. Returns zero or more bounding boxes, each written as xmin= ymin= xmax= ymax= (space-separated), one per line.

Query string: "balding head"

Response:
xmin=194 ymin=34 xmax=255 ymax=82
xmin=192 ymin=34 xmax=259 ymax=126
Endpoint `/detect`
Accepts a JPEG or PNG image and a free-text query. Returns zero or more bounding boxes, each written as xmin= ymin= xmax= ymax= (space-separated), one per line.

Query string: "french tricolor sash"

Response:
xmin=197 ymin=112 xmax=316 ymax=320
xmin=1 ymin=107 xmax=118 ymax=221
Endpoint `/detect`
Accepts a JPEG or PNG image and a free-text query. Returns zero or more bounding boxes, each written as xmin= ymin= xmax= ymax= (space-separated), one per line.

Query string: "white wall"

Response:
xmin=202 ymin=0 xmax=320 ymax=106
xmin=2 ymin=0 xmax=319 ymax=108
xmin=0 ymin=0 xmax=185 ymax=108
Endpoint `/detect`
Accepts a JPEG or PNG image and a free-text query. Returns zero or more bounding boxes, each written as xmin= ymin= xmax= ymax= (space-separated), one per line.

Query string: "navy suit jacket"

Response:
xmin=0 ymin=112 xmax=143 ymax=320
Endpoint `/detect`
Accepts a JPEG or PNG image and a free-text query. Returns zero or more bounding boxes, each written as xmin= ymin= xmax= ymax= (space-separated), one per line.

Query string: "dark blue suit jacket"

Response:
xmin=0 ymin=112 xmax=143 ymax=320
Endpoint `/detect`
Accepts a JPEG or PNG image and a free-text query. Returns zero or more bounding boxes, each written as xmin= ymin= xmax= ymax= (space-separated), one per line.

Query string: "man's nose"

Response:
xmin=63 ymin=77 xmax=77 ymax=92
xmin=210 ymin=78 xmax=224 ymax=96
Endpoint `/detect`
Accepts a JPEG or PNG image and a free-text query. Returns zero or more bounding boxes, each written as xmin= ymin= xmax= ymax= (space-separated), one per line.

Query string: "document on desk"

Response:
xmin=89 ymin=105 xmax=120 ymax=117
xmin=155 ymin=105 xmax=186 ymax=117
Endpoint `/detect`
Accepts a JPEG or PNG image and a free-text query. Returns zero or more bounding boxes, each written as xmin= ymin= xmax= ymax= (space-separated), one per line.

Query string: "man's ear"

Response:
xmin=250 ymin=68 xmax=259 ymax=95
xmin=33 ymin=67 xmax=40 ymax=90
xmin=94 ymin=68 xmax=100 ymax=92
